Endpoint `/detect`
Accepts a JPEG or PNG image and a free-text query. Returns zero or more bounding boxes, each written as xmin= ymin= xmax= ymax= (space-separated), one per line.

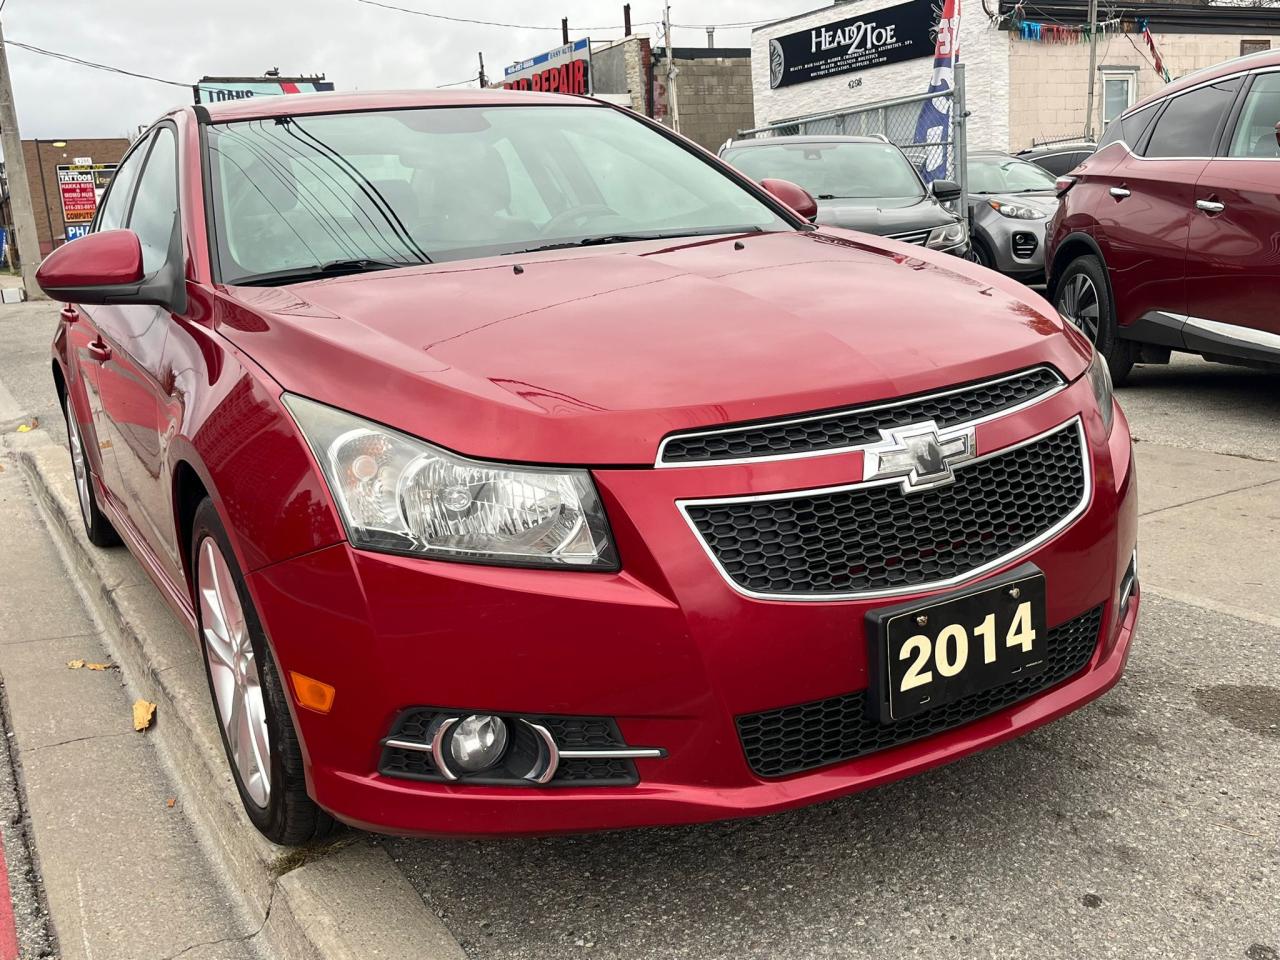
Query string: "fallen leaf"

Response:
xmin=66 ymin=659 xmax=85 ymax=670
xmin=166 ymin=798 xmax=176 ymax=809
xmin=85 ymin=662 xmax=111 ymax=671
xmin=15 ymin=417 xmax=38 ymax=433
xmin=132 ymin=700 xmax=156 ymax=731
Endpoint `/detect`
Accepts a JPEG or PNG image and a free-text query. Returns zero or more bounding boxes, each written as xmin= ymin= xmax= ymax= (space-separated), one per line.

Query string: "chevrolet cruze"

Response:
xmin=38 ymin=90 xmax=1139 ymax=845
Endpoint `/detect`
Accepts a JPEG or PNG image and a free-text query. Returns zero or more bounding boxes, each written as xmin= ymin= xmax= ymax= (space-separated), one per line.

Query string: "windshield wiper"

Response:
xmin=234 ymin=257 xmax=424 ymax=287
xmin=505 ymin=227 xmax=766 ymax=257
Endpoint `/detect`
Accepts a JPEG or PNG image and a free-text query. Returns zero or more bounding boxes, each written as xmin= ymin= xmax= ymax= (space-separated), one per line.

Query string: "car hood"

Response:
xmin=217 ymin=230 xmax=1089 ymax=465
xmin=813 ymin=196 xmax=956 ymax=236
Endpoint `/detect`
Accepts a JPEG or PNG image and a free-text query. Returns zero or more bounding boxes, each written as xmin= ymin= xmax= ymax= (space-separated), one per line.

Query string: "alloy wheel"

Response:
xmin=65 ymin=402 xmax=94 ymax=527
xmin=198 ymin=537 xmax=271 ymax=808
xmin=1057 ymin=273 xmax=1101 ymax=344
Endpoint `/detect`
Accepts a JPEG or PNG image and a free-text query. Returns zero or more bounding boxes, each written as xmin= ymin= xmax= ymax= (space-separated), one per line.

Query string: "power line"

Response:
xmin=436 ymin=74 xmax=480 ymax=87
xmin=353 ymin=0 xmax=773 ymax=32
xmin=4 ymin=38 xmax=192 ymax=88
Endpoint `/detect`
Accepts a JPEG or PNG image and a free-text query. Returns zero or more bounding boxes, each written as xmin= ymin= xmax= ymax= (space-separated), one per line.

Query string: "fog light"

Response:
xmin=449 ymin=714 xmax=508 ymax=772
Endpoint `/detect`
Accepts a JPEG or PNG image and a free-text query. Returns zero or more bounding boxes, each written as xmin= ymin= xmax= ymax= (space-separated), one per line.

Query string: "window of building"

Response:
xmin=1241 ymin=39 xmax=1271 ymax=57
xmin=1101 ymin=70 xmax=1137 ymax=126
xmin=1144 ymin=78 xmax=1242 ymax=158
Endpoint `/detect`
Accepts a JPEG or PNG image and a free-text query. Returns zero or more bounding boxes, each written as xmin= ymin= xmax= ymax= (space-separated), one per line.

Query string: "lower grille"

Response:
xmin=737 ymin=605 xmax=1104 ymax=778
xmin=379 ymin=710 xmax=639 ymax=787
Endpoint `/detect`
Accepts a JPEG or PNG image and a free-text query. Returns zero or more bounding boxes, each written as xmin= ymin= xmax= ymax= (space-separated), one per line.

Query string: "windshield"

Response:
xmin=206 ymin=105 xmax=790 ymax=284
xmin=967 ymin=155 xmax=1058 ymax=194
xmin=721 ymin=141 xmax=925 ymax=200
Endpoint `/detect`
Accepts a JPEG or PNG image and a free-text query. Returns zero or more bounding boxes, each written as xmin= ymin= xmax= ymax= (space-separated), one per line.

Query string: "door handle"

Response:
xmin=60 ymin=306 xmax=79 ymax=324
xmin=87 ymin=341 xmax=112 ymax=363
xmin=1109 ymin=186 xmax=1131 ymax=199
xmin=1196 ymin=199 xmax=1226 ymax=214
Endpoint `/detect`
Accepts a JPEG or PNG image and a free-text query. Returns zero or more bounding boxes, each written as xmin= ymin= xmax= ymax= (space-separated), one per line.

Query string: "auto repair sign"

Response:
xmin=767 ymin=0 xmax=934 ymax=89
xmin=56 ymin=163 xmax=118 ymax=225
xmin=503 ymin=38 xmax=591 ymax=95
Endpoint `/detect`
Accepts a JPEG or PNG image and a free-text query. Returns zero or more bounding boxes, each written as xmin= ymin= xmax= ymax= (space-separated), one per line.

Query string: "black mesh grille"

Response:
xmin=379 ymin=710 xmax=638 ymax=787
xmin=737 ymin=606 xmax=1104 ymax=778
xmin=659 ymin=367 xmax=1062 ymax=465
xmin=685 ymin=421 xmax=1085 ymax=597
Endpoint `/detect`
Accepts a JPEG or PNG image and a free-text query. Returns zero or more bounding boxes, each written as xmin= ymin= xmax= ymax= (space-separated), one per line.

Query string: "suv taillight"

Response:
xmin=1055 ymin=175 xmax=1077 ymax=196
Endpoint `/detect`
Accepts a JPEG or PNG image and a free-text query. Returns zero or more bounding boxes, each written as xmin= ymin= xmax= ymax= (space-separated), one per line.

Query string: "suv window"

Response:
xmin=1227 ymin=73 xmax=1280 ymax=158
xmin=1144 ymin=79 xmax=1242 ymax=158
xmin=126 ymin=126 xmax=179 ymax=276
xmin=94 ymin=134 xmax=149 ymax=232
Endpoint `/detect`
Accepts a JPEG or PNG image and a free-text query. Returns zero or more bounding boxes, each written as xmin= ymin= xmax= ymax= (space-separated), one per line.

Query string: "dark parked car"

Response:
xmin=1016 ymin=141 xmax=1096 ymax=177
xmin=38 ymin=89 xmax=1136 ymax=844
xmin=720 ymin=135 xmax=969 ymax=255
xmin=1048 ymin=50 xmax=1280 ymax=383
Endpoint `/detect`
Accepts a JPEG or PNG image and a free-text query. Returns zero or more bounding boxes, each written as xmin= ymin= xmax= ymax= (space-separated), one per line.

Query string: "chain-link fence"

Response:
xmin=735 ymin=64 xmax=968 ymax=213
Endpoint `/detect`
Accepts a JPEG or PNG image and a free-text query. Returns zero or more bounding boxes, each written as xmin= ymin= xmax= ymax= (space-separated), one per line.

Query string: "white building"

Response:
xmin=751 ymin=0 xmax=1280 ymax=152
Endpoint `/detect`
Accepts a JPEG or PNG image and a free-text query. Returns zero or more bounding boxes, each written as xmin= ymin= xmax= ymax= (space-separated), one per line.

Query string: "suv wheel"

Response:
xmin=1054 ymin=255 xmax=1134 ymax=385
xmin=966 ymin=238 xmax=994 ymax=269
xmin=191 ymin=498 xmax=335 ymax=846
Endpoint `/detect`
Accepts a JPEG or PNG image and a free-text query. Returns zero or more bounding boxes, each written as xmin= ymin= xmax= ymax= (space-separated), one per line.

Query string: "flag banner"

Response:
xmin=913 ymin=0 xmax=961 ymax=183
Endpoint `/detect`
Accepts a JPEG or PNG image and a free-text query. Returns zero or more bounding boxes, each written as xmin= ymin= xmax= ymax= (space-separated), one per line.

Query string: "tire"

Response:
xmin=190 ymin=498 xmax=334 ymax=846
xmin=1053 ymin=254 xmax=1135 ymax=385
xmin=966 ymin=237 xmax=995 ymax=270
xmin=61 ymin=393 xmax=120 ymax=547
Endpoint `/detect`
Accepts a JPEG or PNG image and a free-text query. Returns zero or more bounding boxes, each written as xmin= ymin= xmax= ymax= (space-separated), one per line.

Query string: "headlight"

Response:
xmin=284 ymin=395 xmax=617 ymax=569
xmin=1085 ymin=350 xmax=1115 ymax=436
xmin=926 ymin=220 xmax=967 ymax=249
xmin=988 ymin=200 xmax=1047 ymax=220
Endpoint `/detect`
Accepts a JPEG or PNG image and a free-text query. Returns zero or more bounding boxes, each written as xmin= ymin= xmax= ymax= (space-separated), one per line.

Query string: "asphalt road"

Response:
xmin=385 ymin=355 xmax=1280 ymax=960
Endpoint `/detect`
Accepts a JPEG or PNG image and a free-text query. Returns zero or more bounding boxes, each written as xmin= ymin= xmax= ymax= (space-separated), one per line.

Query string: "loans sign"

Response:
xmin=56 ymin=163 xmax=118 ymax=226
xmin=502 ymin=38 xmax=591 ymax=95
xmin=767 ymin=0 xmax=934 ymax=89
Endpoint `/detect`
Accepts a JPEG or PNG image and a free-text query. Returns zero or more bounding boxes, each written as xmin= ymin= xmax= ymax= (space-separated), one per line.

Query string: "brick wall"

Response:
xmin=21 ymin=138 xmax=131 ymax=255
xmin=1008 ymin=33 xmax=1274 ymax=149
xmin=655 ymin=56 xmax=755 ymax=151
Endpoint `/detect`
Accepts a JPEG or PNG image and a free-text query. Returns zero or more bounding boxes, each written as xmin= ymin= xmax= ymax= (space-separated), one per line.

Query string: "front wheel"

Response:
xmin=191 ymin=498 xmax=334 ymax=846
xmin=1053 ymin=254 xmax=1134 ymax=385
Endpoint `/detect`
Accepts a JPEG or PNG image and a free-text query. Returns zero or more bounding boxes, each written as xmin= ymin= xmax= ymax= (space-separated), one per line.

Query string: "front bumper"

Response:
xmin=980 ymin=217 xmax=1050 ymax=279
xmin=248 ymin=377 xmax=1138 ymax=836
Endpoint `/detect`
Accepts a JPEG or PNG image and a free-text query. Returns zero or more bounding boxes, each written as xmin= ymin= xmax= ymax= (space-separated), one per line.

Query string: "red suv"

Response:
xmin=1048 ymin=51 xmax=1280 ymax=382
xmin=37 ymin=90 xmax=1139 ymax=844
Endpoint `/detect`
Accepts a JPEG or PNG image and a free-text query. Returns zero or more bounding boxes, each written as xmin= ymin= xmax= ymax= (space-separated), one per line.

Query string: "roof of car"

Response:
xmin=1130 ymin=46 xmax=1280 ymax=113
xmin=195 ymin=88 xmax=598 ymax=123
xmin=724 ymin=135 xmax=892 ymax=149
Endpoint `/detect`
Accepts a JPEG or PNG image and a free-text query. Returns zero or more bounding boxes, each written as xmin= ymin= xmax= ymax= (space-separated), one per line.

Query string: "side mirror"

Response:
xmin=760 ymin=178 xmax=818 ymax=222
xmin=930 ymin=179 xmax=962 ymax=202
xmin=35 ymin=228 xmax=184 ymax=311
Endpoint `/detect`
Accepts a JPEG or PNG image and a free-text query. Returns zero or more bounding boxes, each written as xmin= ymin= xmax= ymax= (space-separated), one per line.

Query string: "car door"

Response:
xmin=89 ymin=123 xmax=183 ymax=580
xmin=1093 ymin=81 xmax=1240 ymax=331
xmin=1184 ymin=69 xmax=1280 ymax=356
xmin=68 ymin=135 xmax=148 ymax=480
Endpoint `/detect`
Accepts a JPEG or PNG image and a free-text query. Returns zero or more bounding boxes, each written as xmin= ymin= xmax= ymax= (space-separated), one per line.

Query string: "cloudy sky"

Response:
xmin=3 ymin=0 xmax=824 ymax=139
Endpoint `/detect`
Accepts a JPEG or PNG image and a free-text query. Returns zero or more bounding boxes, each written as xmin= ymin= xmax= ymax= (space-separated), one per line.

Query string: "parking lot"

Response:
xmin=1 ymin=304 xmax=1277 ymax=960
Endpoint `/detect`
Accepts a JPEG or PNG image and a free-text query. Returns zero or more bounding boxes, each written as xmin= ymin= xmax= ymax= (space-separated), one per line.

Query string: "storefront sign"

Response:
xmin=502 ymin=38 xmax=591 ymax=95
xmin=768 ymin=0 xmax=934 ymax=89
xmin=56 ymin=163 xmax=118 ymax=225
xmin=194 ymin=80 xmax=335 ymax=104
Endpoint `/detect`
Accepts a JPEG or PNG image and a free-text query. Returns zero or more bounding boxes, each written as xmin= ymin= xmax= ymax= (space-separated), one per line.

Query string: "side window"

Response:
xmin=1144 ymin=80 xmax=1242 ymax=158
xmin=94 ymin=135 xmax=149 ymax=232
xmin=1227 ymin=73 xmax=1280 ymax=158
xmin=1122 ymin=104 xmax=1160 ymax=152
xmin=126 ymin=127 xmax=179 ymax=276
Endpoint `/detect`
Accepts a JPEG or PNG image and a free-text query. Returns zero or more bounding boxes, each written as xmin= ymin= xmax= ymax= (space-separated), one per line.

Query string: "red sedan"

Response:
xmin=37 ymin=90 xmax=1139 ymax=844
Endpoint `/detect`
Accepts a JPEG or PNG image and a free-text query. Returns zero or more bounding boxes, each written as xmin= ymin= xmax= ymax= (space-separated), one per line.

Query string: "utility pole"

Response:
xmin=664 ymin=2 xmax=680 ymax=133
xmin=478 ymin=52 xmax=487 ymax=88
xmin=0 ymin=19 xmax=46 ymax=298
xmin=561 ymin=18 xmax=570 ymax=46
xmin=1083 ymin=0 xmax=1100 ymax=141
xmin=623 ymin=3 xmax=632 ymax=37
xmin=707 ymin=27 xmax=715 ymax=49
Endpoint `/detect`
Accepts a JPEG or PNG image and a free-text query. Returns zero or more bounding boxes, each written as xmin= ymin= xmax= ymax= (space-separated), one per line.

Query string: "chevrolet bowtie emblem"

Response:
xmin=863 ymin=421 xmax=976 ymax=494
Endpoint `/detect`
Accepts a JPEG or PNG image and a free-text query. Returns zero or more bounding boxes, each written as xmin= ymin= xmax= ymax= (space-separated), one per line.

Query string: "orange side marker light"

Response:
xmin=290 ymin=672 xmax=336 ymax=714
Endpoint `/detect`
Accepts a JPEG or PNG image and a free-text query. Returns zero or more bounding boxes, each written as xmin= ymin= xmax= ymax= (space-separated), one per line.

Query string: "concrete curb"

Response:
xmin=10 ymin=430 xmax=465 ymax=960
